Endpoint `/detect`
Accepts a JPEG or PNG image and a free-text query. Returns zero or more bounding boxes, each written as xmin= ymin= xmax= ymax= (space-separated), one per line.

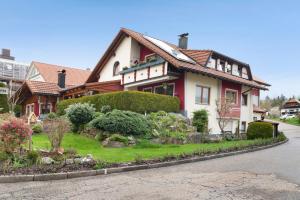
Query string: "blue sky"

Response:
xmin=1 ymin=0 xmax=299 ymax=98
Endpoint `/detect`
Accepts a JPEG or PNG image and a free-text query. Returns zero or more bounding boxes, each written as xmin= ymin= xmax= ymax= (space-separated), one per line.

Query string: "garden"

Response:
xmin=0 ymin=91 xmax=287 ymax=175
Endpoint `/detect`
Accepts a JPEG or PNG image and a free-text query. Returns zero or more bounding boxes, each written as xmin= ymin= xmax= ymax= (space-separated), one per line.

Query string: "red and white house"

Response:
xmin=83 ymin=28 xmax=270 ymax=134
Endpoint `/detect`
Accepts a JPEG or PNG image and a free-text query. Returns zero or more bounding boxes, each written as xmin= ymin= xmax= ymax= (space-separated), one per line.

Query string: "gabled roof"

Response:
xmin=25 ymin=80 xmax=60 ymax=96
xmin=87 ymin=28 xmax=269 ymax=89
xmin=32 ymin=61 xmax=91 ymax=86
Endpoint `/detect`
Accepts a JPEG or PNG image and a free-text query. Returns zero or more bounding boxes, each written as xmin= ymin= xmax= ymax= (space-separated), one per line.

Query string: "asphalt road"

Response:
xmin=1 ymin=122 xmax=300 ymax=200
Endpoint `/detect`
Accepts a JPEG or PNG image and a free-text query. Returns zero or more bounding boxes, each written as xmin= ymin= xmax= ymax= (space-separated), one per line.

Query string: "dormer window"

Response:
xmin=226 ymin=63 xmax=232 ymax=74
xmin=208 ymin=58 xmax=216 ymax=68
xmin=238 ymin=66 xmax=242 ymax=77
xmin=242 ymin=67 xmax=248 ymax=79
xmin=113 ymin=61 xmax=120 ymax=76
xmin=219 ymin=60 xmax=226 ymax=71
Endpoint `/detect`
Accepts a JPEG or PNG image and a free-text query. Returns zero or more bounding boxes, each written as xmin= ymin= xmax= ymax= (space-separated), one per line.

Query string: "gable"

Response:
xmin=26 ymin=63 xmax=45 ymax=82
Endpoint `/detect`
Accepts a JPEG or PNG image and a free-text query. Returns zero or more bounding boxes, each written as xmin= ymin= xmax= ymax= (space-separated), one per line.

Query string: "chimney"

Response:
xmin=178 ymin=33 xmax=189 ymax=49
xmin=0 ymin=49 xmax=15 ymax=60
xmin=58 ymin=69 xmax=66 ymax=88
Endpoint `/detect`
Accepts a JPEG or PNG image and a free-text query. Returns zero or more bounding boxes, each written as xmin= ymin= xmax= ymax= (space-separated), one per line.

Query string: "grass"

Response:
xmin=32 ymin=133 xmax=280 ymax=163
xmin=268 ymin=116 xmax=300 ymax=126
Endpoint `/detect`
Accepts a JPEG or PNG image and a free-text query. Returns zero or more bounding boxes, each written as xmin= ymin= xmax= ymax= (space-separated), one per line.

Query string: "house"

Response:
xmin=11 ymin=61 xmax=91 ymax=117
xmin=0 ymin=49 xmax=30 ymax=98
xmin=12 ymin=28 xmax=270 ymax=134
xmin=65 ymin=28 xmax=270 ymax=134
xmin=281 ymin=99 xmax=300 ymax=115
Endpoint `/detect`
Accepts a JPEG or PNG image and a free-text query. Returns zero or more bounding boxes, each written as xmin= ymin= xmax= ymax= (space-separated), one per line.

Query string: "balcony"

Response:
xmin=119 ymin=56 xmax=180 ymax=88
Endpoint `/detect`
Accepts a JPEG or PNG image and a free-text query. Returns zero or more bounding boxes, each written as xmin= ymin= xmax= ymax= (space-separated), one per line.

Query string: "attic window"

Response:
xmin=226 ymin=63 xmax=232 ymax=74
xmin=113 ymin=61 xmax=120 ymax=76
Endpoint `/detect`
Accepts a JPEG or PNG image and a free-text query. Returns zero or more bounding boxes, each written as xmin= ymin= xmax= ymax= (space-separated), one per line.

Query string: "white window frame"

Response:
xmin=225 ymin=88 xmax=239 ymax=105
xmin=195 ymin=84 xmax=211 ymax=105
xmin=153 ymin=83 xmax=175 ymax=96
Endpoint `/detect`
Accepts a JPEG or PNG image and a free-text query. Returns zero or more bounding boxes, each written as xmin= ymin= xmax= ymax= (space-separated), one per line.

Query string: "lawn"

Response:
xmin=268 ymin=117 xmax=300 ymax=126
xmin=31 ymin=133 xmax=277 ymax=163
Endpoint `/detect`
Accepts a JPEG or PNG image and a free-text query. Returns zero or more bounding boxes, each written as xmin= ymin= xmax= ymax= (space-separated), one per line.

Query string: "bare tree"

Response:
xmin=216 ymin=98 xmax=233 ymax=135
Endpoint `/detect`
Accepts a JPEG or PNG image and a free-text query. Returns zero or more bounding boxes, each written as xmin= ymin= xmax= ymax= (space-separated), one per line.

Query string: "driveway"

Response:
xmin=1 ymin=122 xmax=300 ymax=200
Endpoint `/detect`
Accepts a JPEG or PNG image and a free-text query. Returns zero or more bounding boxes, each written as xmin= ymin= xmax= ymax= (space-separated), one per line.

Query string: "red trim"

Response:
xmin=137 ymin=73 xmax=185 ymax=110
xmin=140 ymin=45 xmax=154 ymax=61
xmin=221 ymin=80 xmax=241 ymax=118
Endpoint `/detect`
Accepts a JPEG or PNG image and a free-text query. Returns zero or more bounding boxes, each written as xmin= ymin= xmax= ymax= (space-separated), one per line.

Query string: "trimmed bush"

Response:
xmin=246 ymin=121 xmax=273 ymax=139
xmin=192 ymin=110 xmax=208 ymax=133
xmin=32 ymin=123 xmax=43 ymax=134
xmin=57 ymin=91 xmax=180 ymax=115
xmin=90 ymin=109 xmax=151 ymax=136
xmin=65 ymin=103 xmax=95 ymax=133
xmin=0 ymin=82 xmax=9 ymax=113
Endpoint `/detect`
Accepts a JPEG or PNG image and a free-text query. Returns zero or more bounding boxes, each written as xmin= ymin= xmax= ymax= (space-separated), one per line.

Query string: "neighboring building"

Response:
xmin=281 ymin=99 xmax=300 ymax=115
xmin=0 ymin=49 xmax=30 ymax=97
xmin=68 ymin=28 xmax=270 ymax=134
xmin=11 ymin=61 xmax=91 ymax=117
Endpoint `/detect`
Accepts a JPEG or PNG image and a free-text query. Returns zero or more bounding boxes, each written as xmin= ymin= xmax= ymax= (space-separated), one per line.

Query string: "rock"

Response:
xmin=65 ymin=159 xmax=74 ymax=165
xmin=74 ymin=158 xmax=82 ymax=164
xmin=102 ymin=138 xmax=126 ymax=148
xmin=86 ymin=154 xmax=93 ymax=159
xmin=41 ymin=157 xmax=54 ymax=165
xmin=150 ymin=138 xmax=162 ymax=144
xmin=187 ymin=133 xmax=202 ymax=144
xmin=127 ymin=136 xmax=136 ymax=146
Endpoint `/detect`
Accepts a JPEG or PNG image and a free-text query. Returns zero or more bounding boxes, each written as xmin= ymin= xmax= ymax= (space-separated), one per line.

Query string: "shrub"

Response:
xmin=13 ymin=105 xmax=21 ymax=117
xmin=192 ymin=110 xmax=208 ymax=133
xmin=0 ymin=118 xmax=32 ymax=153
xmin=0 ymin=151 xmax=9 ymax=161
xmin=65 ymin=103 xmax=95 ymax=133
xmin=246 ymin=121 xmax=273 ymax=139
xmin=43 ymin=118 xmax=70 ymax=152
xmin=57 ymin=91 xmax=180 ymax=115
xmin=47 ymin=112 xmax=58 ymax=119
xmin=109 ymin=134 xmax=128 ymax=144
xmin=100 ymin=105 xmax=112 ymax=114
xmin=0 ymin=82 xmax=9 ymax=113
xmin=147 ymin=111 xmax=194 ymax=138
xmin=91 ymin=109 xmax=151 ymax=136
xmin=32 ymin=123 xmax=43 ymax=134
xmin=26 ymin=150 xmax=40 ymax=164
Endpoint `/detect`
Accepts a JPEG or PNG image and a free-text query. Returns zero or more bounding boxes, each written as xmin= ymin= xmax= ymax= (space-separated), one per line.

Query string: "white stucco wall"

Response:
xmin=98 ymin=36 xmax=133 ymax=82
xmin=240 ymin=85 xmax=254 ymax=131
xmin=184 ymin=72 xmax=222 ymax=134
xmin=26 ymin=63 xmax=45 ymax=82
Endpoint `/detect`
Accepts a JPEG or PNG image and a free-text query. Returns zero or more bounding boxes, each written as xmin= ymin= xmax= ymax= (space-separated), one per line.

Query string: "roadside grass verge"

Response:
xmin=32 ymin=133 xmax=284 ymax=163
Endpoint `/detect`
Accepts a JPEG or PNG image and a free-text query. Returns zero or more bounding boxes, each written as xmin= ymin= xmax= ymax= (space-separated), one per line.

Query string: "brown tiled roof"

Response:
xmin=87 ymin=28 xmax=269 ymax=89
xmin=285 ymin=98 xmax=300 ymax=104
xmin=253 ymin=75 xmax=271 ymax=86
xmin=180 ymin=50 xmax=212 ymax=66
xmin=253 ymin=106 xmax=267 ymax=113
xmin=32 ymin=61 xmax=91 ymax=86
xmin=26 ymin=80 xmax=60 ymax=96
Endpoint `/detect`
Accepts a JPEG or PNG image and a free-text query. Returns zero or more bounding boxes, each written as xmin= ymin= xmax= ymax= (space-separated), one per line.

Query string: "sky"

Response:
xmin=1 ymin=0 xmax=299 ymax=98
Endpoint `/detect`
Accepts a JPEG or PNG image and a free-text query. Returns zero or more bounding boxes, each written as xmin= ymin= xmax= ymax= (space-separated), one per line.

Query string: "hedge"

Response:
xmin=246 ymin=121 xmax=273 ymax=139
xmin=57 ymin=91 xmax=180 ymax=115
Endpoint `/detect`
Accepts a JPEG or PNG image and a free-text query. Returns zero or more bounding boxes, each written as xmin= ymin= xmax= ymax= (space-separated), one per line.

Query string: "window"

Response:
xmin=143 ymin=87 xmax=152 ymax=93
xmin=237 ymin=66 xmax=242 ymax=76
xmin=154 ymin=84 xmax=174 ymax=96
xmin=226 ymin=63 xmax=232 ymax=74
xmin=113 ymin=61 xmax=120 ymax=76
xmin=219 ymin=60 xmax=225 ymax=71
xmin=241 ymin=121 xmax=246 ymax=132
xmin=209 ymin=58 xmax=216 ymax=68
xmin=226 ymin=89 xmax=238 ymax=104
xmin=253 ymin=117 xmax=258 ymax=121
xmin=41 ymin=103 xmax=51 ymax=114
xmin=242 ymin=94 xmax=248 ymax=106
xmin=195 ymin=85 xmax=210 ymax=105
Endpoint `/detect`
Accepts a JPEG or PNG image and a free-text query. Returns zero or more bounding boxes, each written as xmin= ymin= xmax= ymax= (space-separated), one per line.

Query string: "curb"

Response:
xmin=0 ymin=139 xmax=288 ymax=183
